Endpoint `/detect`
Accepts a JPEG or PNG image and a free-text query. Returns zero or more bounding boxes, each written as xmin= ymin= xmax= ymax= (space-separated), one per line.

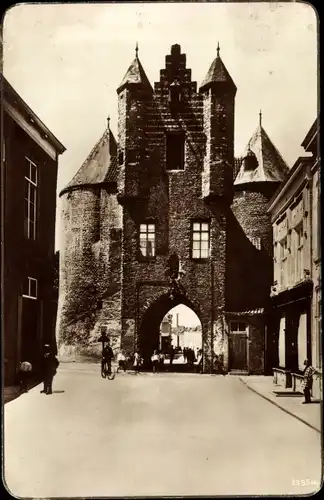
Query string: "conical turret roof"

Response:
xmin=60 ymin=127 xmax=117 ymax=195
xmin=117 ymin=50 xmax=152 ymax=94
xmin=200 ymin=45 xmax=236 ymax=92
xmin=234 ymin=116 xmax=289 ymax=186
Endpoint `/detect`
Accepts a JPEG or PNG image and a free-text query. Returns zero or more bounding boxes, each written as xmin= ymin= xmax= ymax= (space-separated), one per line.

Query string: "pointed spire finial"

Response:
xmin=217 ymin=42 xmax=220 ymax=57
xmin=259 ymin=109 xmax=262 ymax=127
xmin=135 ymin=41 xmax=139 ymax=58
xmin=107 ymin=115 xmax=110 ymax=131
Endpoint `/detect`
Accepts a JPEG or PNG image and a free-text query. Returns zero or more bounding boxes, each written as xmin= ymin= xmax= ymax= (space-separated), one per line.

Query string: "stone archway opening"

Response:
xmin=138 ymin=295 xmax=203 ymax=372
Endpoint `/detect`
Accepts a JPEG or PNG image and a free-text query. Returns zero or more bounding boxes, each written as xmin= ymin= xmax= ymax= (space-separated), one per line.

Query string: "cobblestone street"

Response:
xmin=4 ymin=363 xmax=322 ymax=497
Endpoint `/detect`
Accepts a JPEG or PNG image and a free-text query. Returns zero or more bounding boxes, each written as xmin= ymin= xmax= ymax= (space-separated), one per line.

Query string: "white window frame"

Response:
xmin=22 ymin=277 xmax=38 ymax=300
xmin=24 ymin=157 xmax=37 ymax=240
xmin=139 ymin=223 xmax=156 ymax=258
xmin=230 ymin=321 xmax=248 ymax=335
xmin=192 ymin=221 xmax=210 ymax=259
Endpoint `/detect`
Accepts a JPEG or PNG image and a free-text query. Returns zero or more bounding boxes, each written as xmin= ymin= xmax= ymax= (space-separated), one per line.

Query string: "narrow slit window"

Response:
xmin=166 ymin=133 xmax=185 ymax=170
xmin=22 ymin=277 xmax=38 ymax=299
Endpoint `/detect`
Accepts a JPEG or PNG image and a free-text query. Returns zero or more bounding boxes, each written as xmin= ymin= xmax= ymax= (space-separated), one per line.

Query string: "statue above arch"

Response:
xmin=166 ymin=253 xmax=186 ymax=299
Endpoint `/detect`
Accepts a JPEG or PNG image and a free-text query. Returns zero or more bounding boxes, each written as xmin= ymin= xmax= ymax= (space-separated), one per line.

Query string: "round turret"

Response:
xmin=57 ymin=125 xmax=122 ymax=359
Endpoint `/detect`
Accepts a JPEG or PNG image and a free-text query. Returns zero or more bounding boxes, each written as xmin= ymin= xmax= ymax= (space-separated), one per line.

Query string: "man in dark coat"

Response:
xmin=40 ymin=344 xmax=59 ymax=395
xmin=99 ymin=334 xmax=114 ymax=374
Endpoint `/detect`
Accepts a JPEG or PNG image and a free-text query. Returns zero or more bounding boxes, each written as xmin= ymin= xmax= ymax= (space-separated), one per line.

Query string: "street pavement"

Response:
xmin=4 ymin=363 xmax=322 ymax=497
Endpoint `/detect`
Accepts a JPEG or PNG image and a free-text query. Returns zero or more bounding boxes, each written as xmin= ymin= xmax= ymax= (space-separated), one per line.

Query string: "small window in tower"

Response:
xmin=139 ymin=223 xmax=156 ymax=258
xmin=22 ymin=277 xmax=38 ymax=300
xmin=166 ymin=132 xmax=185 ymax=171
xmin=118 ymin=151 xmax=124 ymax=165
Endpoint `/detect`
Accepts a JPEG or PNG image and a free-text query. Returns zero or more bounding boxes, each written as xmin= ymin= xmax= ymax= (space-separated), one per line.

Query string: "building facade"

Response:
xmin=58 ymin=44 xmax=288 ymax=374
xmin=1 ymin=75 xmax=65 ymax=385
xmin=268 ymin=117 xmax=321 ymax=397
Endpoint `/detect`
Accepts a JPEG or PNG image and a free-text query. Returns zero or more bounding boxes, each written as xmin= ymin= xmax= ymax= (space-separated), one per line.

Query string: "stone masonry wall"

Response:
xmin=57 ymin=186 xmax=122 ymax=360
xmin=227 ymin=186 xmax=277 ymax=312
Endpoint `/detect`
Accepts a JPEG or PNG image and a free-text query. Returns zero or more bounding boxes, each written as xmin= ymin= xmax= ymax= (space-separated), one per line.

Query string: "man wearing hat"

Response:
xmin=41 ymin=344 xmax=59 ymax=395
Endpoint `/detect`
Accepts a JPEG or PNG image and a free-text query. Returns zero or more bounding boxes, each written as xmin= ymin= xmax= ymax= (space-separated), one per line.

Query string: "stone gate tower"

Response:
xmin=114 ymin=43 xmax=236 ymax=371
xmin=57 ymin=44 xmax=288 ymax=373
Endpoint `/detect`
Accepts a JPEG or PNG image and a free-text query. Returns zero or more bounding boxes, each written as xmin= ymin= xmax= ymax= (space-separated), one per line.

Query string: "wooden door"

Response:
xmin=230 ymin=334 xmax=248 ymax=371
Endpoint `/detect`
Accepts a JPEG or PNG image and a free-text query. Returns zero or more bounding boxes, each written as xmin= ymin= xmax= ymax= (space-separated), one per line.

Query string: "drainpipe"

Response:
xmin=210 ymin=259 xmax=214 ymax=374
xmin=306 ymin=166 xmax=313 ymax=365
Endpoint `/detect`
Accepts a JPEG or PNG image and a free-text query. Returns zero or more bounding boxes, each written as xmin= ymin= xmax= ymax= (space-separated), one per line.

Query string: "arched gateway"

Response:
xmin=137 ymin=292 xmax=204 ymax=369
xmin=58 ymin=44 xmax=289 ymax=375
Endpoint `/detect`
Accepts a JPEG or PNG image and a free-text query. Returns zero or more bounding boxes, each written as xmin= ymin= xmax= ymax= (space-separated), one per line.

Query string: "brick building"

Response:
xmin=268 ymin=117 xmax=321 ymax=397
xmin=58 ymin=44 xmax=288 ymax=373
xmin=1 ymin=74 xmax=66 ymax=385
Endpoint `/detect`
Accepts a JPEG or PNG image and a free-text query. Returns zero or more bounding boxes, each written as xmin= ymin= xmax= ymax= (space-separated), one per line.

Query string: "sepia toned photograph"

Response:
xmin=1 ymin=1 xmax=321 ymax=497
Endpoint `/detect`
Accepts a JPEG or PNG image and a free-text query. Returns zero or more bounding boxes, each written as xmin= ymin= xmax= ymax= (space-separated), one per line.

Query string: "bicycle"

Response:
xmin=101 ymin=359 xmax=115 ymax=380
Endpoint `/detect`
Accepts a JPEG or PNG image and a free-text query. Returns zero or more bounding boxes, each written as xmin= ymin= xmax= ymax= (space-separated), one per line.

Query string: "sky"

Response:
xmin=3 ymin=2 xmax=318 ymax=225
xmin=164 ymin=304 xmax=201 ymax=328
xmin=2 ymin=2 xmax=318 ymax=326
